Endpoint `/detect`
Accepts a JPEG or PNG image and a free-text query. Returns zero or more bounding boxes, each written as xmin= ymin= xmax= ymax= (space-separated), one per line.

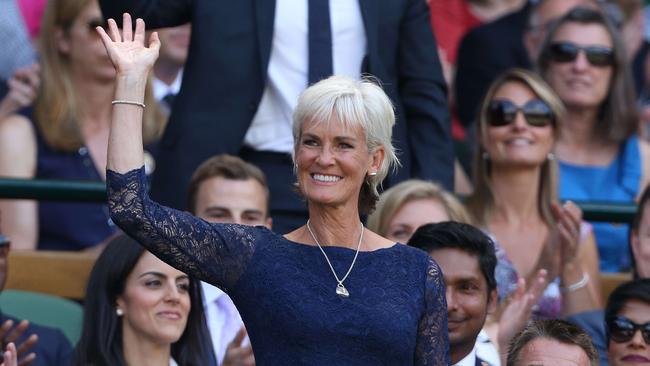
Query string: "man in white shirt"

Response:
xmin=187 ymin=154 xmax=272 ymax=366
xmin=152 ymin=23 xmax=190 ymax=111
xmin=409 ymin=222 xmax=550 ymax=366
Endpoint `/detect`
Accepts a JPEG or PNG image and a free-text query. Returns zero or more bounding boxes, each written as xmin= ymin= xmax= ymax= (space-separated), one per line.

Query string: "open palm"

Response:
xmin=96 ymin=13 xmax=160 ymax=76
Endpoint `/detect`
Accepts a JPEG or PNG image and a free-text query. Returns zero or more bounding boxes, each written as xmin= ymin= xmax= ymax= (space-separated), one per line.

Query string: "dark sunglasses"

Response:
xmin=548 ymin=41 xmax=614 ymax=67
xmin=486 ymin=99 xmax=554 ymax=127
xmin=608 ymin=316 xmax=650 ymax=344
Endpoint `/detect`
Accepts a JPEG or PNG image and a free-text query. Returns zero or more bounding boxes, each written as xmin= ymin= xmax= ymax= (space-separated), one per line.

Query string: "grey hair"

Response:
xmin=292 ymin=75 xmax=400 ymax=213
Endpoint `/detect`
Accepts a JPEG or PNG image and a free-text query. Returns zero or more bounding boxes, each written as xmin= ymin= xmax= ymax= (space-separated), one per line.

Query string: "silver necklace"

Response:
xmin=306 ymin=219 xmax=364 ymax=298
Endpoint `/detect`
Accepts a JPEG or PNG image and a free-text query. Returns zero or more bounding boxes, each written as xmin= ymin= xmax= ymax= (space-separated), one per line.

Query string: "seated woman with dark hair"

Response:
xmin=605 ymin=279 xmax=650 ymax=366
xmin=73 ymin=235 xmax=215 ymax=366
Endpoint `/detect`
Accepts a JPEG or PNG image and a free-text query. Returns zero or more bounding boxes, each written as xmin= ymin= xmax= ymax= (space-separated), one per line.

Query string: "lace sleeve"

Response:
xmin=106 ymin=167 xmax=257 ymax=291
xmin=415 ymin=257 xmax=450 ymax=365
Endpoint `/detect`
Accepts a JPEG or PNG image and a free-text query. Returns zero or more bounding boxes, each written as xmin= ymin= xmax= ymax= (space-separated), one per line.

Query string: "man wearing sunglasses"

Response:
xmin=605 ymin=279 xmax=650 ymax=366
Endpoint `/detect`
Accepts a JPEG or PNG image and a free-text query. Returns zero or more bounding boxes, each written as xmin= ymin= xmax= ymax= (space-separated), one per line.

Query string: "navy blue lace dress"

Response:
xmin=107 ymin=167 xmax=449 ymax=365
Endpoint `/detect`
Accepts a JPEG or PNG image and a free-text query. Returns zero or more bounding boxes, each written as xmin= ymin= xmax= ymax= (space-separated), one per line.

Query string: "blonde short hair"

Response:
xmin=292 ymin=75 xmax=400 ymax=213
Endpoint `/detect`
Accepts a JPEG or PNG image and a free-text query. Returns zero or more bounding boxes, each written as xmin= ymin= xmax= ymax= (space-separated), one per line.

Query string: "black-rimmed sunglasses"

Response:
xmin=486 ymin=99 xmax=554 ymax=127
xmin=608 ymin=316 xmax=650 ymax=344
xmin=548 ymin=41 xmax=614 ymax=67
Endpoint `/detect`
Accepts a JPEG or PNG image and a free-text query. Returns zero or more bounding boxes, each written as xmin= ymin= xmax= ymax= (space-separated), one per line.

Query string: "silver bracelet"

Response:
xmin=561 ymin=272 xmax=590 ymax=293
xmin=112 ymin=100 xmax=146 ymax=108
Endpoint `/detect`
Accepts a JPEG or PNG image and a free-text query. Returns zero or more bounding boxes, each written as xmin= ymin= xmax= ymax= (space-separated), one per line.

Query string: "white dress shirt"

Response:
xmin=243 ymin=0 xmax=367 ymax=152
xmin=201 ymin=281 xmax=247 ymax=365
xmin=455 ymin=347 xmax=478 ymax=366
xmin=153 ymin=68 xmax=184 ymax=102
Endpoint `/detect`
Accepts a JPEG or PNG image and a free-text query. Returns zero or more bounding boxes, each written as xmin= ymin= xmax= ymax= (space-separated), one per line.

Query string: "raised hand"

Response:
xmin=0 ymin=320 xmax=36 ymax=366
xmin=497 ymin=269 xmax=547 ymax=363
xmin=95 ymin=13 xmax=160 ymax=76
xmin=222 ymin=326 xmax=255 ymax=366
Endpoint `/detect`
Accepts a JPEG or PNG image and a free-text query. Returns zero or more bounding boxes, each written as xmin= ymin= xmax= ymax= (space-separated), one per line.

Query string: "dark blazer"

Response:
xmin=454 ymin=3 xmax=531 ymax=128
xmin=566 ymin=310 xmax=609 ymax=366
xmin=0 ymin=313 xmax=73 ymax=366
xmin=99 ymin=0 xmax=453 ymax=209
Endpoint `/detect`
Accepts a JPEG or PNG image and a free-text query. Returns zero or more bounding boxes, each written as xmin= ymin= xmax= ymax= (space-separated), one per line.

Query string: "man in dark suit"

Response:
xmin=99 ymin=0 xmax=453 ymax=233
xmin=0 ymin=234 xmax=72 ymax=366
xmin=454 ymin=3 xmax=531 ymax=129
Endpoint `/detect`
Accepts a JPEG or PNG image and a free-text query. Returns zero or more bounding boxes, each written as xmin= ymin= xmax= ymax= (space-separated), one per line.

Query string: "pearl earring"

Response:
xmin=116 ymin=308 xmax=124 ymax=316
xmin=547 ymin=152 xmax=555 ymax=161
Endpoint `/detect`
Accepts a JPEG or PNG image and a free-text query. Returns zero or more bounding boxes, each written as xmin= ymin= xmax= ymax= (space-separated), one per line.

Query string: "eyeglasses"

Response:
xmin=486 ymin=99 xmax=554 ymax=127
xmin=548 ymin=41 xmax=614 ymax=67
xmin=608 ymin=316 xmax=650 ymax=344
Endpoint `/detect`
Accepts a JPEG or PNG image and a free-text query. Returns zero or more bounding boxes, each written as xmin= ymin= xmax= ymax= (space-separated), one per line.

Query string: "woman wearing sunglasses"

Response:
xmin=0 ymin=0 xmax=165 ymax=252
xmin=466 ymin=68 xmax=601 ymax=327
xmin=605 ymin=279 xmax=650 ymax=366
xmin=537 ymin=6 xmax=650 ymax=273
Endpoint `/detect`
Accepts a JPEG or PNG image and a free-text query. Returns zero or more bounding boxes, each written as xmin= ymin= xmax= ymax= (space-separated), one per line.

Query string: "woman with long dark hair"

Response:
xmin=73 ymin=235 xmax=214 ymax=365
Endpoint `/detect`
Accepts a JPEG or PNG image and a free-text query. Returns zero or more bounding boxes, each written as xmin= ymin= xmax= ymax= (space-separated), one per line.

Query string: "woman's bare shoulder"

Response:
xmin=0 ymin=114 xmax=36 ymax=176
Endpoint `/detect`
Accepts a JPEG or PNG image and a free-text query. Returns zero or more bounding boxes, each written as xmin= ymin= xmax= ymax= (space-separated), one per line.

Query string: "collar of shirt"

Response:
xmin=153 ymin=68 xmax=184 ymax=101
xmin=201 ymin=281 xmax=227 ymax=305
xmin=454 ymin=347 xmax=478 ymax=366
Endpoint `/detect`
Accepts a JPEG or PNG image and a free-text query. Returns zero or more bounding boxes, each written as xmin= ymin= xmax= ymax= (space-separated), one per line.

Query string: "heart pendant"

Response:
xmin=336 ymin=283 xmax=350 ymax=298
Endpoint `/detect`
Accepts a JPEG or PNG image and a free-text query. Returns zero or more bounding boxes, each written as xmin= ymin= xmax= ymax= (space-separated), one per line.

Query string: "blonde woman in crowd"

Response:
xmin=367 ymin=179 xmax=470 ymax=243
xmin=467 ymin=68 xmax=601 ymax=322
xmin=0 ymin=0 xmax=165 ymax=251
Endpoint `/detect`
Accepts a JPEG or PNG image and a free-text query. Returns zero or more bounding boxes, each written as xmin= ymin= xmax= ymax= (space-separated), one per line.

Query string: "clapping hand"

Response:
xmin=0 ymin=64 xmax=40 ymax=120
xmin=497 ymin=270 xmax=547 ymax=352
xmin=95 ymin=13 xmax=160 ymax=76
xmin=0 ymin=343 xmax=18 ymax=366
xmin=537 ymin=201 xmax=582 ymax=279
xmin=222 ymin=326 xmax=255 ymax=366
xmin=0 ymin=320 xmax=36 ymax=366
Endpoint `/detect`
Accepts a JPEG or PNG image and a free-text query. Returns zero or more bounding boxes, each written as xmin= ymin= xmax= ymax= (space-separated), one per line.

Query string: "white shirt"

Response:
xmin=475 ymin=329 xmax=500 ymax=366
xmin=201 ymin=281 xmax=247 ymax=365
xmin=243 ymin=0 xmax=367 ymax=152
xmin=153 ymin=69 xmax=184 ymax=102
xmin=455 ymin=347 xmax=478 ymax=366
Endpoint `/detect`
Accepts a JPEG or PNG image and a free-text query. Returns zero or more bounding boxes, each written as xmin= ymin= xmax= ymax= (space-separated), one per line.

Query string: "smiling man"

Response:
xmin=408 ymin=221 xmax=497 ymax=365
xmin=187 ymin=154 xmax=272 ymax=366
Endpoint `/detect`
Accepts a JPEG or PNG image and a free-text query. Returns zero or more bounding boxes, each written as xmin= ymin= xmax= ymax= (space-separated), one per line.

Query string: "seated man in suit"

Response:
xmin=507 ymin=319 xmax=599 ymax=365
xmin=187 ymin=154 xmax=272 ymax=366
xmin=0 ymin=232 xmax=72 ymax=365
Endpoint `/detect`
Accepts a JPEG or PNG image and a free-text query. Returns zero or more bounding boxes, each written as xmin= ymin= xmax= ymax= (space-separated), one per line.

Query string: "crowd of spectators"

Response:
xmin=0 ymin=0 xmax=649 ymax=364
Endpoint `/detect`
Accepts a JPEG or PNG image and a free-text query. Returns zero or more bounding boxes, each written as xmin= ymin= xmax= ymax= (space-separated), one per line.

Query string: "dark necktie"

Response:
xmin=162 ymin=93 xmax=176 ymax=109
xmin=308 ymin=0 xmax=333 ymax=85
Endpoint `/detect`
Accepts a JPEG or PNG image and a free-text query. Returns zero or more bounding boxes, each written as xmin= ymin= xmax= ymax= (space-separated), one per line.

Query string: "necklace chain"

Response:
xmin=306 ymin=220 xmax=364 ymax=290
